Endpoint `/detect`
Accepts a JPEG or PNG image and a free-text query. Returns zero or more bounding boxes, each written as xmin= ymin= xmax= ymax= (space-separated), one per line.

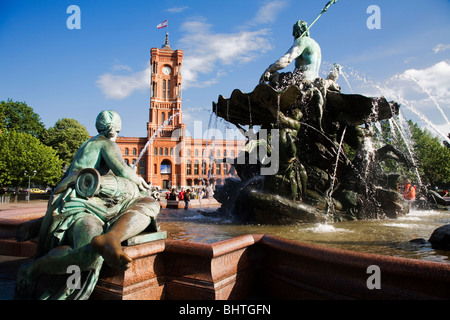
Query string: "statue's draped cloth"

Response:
xmin=32 ymin=170 xmax=160 ymax=300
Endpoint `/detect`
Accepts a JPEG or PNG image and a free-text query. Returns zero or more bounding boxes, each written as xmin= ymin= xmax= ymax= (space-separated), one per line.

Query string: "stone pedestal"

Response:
xmin=90 ymin=231 xmax=167 ymax=300
xmin=164 ymin=235 xmax=256 ymax=300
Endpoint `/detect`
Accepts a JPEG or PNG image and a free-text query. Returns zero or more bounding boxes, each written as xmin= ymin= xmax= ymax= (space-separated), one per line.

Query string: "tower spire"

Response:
xmin=163 ymin=30 xmax=170 ymax=49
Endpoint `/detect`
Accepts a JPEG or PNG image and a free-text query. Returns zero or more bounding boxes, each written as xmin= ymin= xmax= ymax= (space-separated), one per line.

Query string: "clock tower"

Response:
xmin=148 ymin=38 xmax=184 ymax=138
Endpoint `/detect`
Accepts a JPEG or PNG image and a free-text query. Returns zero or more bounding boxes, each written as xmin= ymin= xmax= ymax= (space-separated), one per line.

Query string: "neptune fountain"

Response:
xmin=212 ymin=18 xmax=413 ymax=225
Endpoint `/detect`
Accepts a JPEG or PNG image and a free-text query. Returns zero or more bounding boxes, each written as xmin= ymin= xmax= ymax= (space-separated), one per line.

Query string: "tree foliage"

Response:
xmin=42 ymin=118 xmax=91 ymax=169
xmin=370 ymin=118 xmax=450 ymax=187
xmin=409 ymin=121 xmax=450 ymax=187
xmin=0 ymin=99 xmax=46 ymax=139
xmin=0 ymin=131 xmax=63 ymax=188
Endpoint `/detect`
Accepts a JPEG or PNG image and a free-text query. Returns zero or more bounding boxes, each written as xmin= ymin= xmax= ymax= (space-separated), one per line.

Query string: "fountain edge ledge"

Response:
xmin=91 ymin=233 xmax=450 ymax=300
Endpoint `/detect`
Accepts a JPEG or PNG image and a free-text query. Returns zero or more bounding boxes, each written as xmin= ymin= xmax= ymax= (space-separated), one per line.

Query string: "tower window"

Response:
xmin=163 ymin=80 xmax=166 ymax=99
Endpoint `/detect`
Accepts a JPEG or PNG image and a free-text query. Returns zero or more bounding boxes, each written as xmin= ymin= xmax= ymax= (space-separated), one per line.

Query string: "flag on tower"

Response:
xmin=157 ymin=20 xmax=168 ymax=29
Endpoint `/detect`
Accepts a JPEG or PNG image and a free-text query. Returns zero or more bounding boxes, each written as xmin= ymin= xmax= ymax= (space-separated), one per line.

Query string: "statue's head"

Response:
xmin=96 ymin=110 xmax=122 ymax=141
xmin=293 ymin=20 xmax=309 ymax=38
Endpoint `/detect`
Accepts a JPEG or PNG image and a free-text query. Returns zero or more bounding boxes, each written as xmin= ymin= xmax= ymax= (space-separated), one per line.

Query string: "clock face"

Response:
xmin=162 ymin=66 xmax=172 ymax=75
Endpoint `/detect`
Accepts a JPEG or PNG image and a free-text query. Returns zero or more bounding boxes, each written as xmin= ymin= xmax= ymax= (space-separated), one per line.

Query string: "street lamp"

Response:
xmin=24 ymin=170 xmax=37 ymax=202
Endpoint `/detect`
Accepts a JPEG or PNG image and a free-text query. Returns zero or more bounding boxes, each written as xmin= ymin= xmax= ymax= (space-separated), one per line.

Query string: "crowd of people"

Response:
xmin=165 ymin=183 xmax=215 ymax=210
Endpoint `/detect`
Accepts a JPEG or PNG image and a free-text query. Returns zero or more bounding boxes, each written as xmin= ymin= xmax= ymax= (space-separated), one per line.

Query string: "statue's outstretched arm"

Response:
xmin=260 ymin=42 xmax=305 ymax=82
xmin=101 ymin=142 xmax=149 ymax=190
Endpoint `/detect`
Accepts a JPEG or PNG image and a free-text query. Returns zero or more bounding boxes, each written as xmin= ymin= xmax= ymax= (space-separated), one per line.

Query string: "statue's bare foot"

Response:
xmin=91 ymin=234 xmax=132 ymax=270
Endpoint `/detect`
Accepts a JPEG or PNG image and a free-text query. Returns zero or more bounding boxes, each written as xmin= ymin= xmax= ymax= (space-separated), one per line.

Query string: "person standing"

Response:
xmin=184 ymin=189 xmax=191 ymax=210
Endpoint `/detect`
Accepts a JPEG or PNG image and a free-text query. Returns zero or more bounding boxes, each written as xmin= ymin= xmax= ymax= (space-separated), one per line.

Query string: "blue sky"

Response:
xmin=1 ymin=0 xmax=449 ymax=143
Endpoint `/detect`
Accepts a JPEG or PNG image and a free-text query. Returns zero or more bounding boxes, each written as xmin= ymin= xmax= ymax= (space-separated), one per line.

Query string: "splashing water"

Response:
xmin=390 ymin=113 xmax=423 ymax=185
xmin=327 ymin=125 xmax=347 ymax=215
xmin=133 ymin=112 xmax=181 ymax=169
xmin=393 ymin=74 xmax=450 ymax=127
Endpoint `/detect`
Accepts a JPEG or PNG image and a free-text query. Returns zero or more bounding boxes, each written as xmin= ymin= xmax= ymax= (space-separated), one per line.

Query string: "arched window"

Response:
xmin=161 ymin=112 xmax=165 ymax=124
xmin=154 ymin=147 xmax=157 ymax=155
xmin=124 ymin=159 xmax=129 ymax=165
xmin=170 ymin=148 xmax=174 ymax=156
xmin=167 ymin=80 xmax=171 ymax=99
xmin=163 ymin=80 xmax=166 ymax=99
xmin=216 ymin=163 xmax=221 ymax=175
xmin=187 ymin=149 xmax=191 ymax=157
xmin=194 ymin=160 xmax=199 ymax=175
xmin=216 ymin=150 xmax=220 ymax=157
xmin=164 ymin=147 xmax=168 ymax=155
xmin=161 ymin=159 xmax=171 ymax=174
xmin=194 ymin=149 xmax=199 ymax=157
xmin=159 ymin=147 xmax=163 ymax=155
xmin=132 ymin=148 xmax=137 ymax=155
xmin=186 ymin=160 xmax=191 ymax=175
xmin=139 ymin=159 xmax=145 ymax=175
xmin=201 ymin=161 xmax=207 ymax=175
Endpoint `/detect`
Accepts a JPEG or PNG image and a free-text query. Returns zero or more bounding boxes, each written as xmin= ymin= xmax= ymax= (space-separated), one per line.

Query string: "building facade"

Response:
xmin=116 ymin=38 xmax=243 ymax=190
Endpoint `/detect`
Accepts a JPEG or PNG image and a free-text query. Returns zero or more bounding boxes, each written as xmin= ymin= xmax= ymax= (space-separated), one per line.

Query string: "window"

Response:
xmin=139 ymin=160 xmax=145 ymax=175
xmin=159 ymin=147 xmax=163 ymax=155
xmin=124 ymin=148 xmax=129 ymax=155
xmin=152 ymin=82 xmax=157 ymax=97
xmin=165 ymin=148 xmax=168 ymax=155
xmin=161 ymin=160 xmax=171 ymax=174
xmin=224 ymin=150 xmax=227 ymax=157
xmin=216 ymin=150 xmax=220 ymax=157
xmin=163 ymin=80 xmax=166 ymax=99
xmin=170 ymin=148 xmax=174 ymax=156
xmin=194 ymin=160 xmax=199 ymax=175
xmin=216 ymin=163 xmax=221 ymax=175
xmin=133 ymin=148 xmax=137 ymax=156
xmin=201 ymin=161 xmax=207 ymax=175
xmin=187 ymin=149 xmax=191 ymax=157
xmin=154 ymin=147 xmax=157 ymax=155
xmin=124 ymin=159 xmax=129 ymax=165
xmin=161 ymin=112 xmax=165 ymax=124
xmin=194 ymin=149 xmax=199 ymax=157
xmin=231 ymin=150 xmax=235 ymax=157
xmin=186 ymin=160 xmax=191 ymax=175
xmin=167 ymin=80 xmax=170 ymax=99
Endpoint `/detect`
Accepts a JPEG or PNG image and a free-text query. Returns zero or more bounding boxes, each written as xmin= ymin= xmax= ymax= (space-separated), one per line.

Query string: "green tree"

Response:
xmin=0 ymin=99 xmax=46 ymax=139
xmin=0 ymin=131 xmax=63 ymax=200
xmin=409 ymin=121 xmax=450 ymax=187
xmin=42 ymin=118 xmax=91 ymax=169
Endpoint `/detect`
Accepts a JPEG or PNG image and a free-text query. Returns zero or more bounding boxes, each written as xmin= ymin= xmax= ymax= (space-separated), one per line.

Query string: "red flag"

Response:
xmin=157 ymin=20 xmax=168 ymax=29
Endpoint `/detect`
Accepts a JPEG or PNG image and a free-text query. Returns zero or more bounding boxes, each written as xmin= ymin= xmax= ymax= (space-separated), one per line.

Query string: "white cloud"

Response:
xmin=249 ymin=0 xmax=288 ymax=25
xmin=384 ymin=60 xmax=450 ymax=141
xmin=96 ymin=65 xmax=150 ymax=99
xmin=402 ymin=60 xmax=450 ymax=104
xmin=433 ymin=43 xmax=450 ymax=54
xmin=180 ymin=18 xmax=272 ymax=89
xmin=96 ymin=2 xmax=278 ymax=98
xmin=167 ymin=7 xmax=188 ymax=13
xmin=111 ymin=64 xmax=133 ymax=72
